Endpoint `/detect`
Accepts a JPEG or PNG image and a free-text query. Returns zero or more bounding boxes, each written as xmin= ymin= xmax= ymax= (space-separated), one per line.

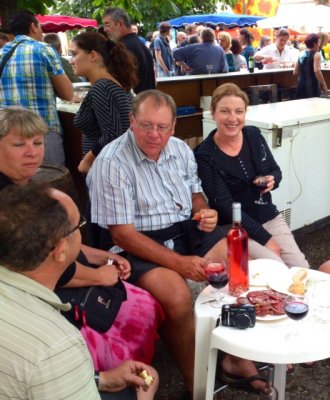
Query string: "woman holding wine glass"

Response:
xmin=195 ymin=83 xmax=309 ymax=268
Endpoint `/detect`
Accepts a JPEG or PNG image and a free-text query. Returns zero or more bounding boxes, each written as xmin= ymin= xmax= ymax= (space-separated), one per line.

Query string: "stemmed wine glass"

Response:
xmin=204 ymin=259 xmax=229 ymax=308
xmin=284 ymin=294 xmax=309 ymax=341
xmin=254 ymin=176 xmax=268 ymax=205
xmin=206 ymin=64 xmax=213 ymax=75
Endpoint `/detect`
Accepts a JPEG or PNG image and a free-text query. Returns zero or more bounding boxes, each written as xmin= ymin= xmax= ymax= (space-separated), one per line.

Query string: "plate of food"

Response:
xmin=236 ymin=289 xmax=288 ymax=321
xmin=268 ymin=267 xmax=310 ymax=296
xmin=249 ymin=259 xmax=288 ymax=287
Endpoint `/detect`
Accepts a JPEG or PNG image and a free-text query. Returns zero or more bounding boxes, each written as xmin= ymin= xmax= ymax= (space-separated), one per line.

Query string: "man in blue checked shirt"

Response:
xmin=0 ymin=10 xmax=73 ymax=165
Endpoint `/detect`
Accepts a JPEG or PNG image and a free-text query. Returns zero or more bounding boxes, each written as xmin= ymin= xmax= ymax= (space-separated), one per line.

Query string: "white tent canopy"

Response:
xmin=257 ymin=4 xmax=330 ymax=32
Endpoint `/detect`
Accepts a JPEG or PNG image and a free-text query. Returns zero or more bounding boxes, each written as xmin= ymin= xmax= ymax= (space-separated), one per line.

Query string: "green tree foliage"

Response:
xmin=0 ymin=0 xmax=58 ymax=29
xmin=53 ymin=0 xmax=237 ymax=33
xmin=1 ymin=0 xmax=237 ymax=34
xmin=92 ymin=0 xmax=220 ymax=32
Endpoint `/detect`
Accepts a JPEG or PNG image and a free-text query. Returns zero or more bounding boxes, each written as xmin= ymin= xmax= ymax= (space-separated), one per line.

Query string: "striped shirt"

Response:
xmin=0 ymin=35 xmax=64 ymax=133
xmin=87 ymin=129 xmax=202 ymax=231
xmin=74 ymin=79 xmax=133 ymax=156
xmin=0 ymin=266 xmax=100 ymax=400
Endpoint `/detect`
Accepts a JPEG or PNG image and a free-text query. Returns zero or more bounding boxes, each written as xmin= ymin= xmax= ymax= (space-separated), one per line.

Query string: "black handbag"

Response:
xmin=56 ymin=279 xmax=127 ymax=333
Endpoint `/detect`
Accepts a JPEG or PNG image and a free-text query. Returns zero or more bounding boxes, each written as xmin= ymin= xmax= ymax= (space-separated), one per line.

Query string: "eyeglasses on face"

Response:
xmin=52 ymin=216 xmax=86 ymax=250
xmin=134 ymin=118 xmax=172 ymax=134
xmin=67 ymin=216 xmax=86 ymax=236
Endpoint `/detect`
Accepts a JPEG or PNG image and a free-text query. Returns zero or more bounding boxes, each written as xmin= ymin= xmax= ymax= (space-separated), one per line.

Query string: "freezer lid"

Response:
xmin=245 ymin=98 xmax=330 ymax=129
xmin=203 ymin=98 xmax=330 ymax=129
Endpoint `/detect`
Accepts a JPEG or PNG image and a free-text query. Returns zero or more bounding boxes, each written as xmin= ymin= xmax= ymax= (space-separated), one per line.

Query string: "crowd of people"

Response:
xmin=0 ymin=6 xmax=329 ymax=400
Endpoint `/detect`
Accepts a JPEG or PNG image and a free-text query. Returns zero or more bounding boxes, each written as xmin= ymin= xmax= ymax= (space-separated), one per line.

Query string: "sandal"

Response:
xmin=300 ymin=362 xmax=316 ymax=368
xmin=218 ymin=370 xmax=267 ymax=393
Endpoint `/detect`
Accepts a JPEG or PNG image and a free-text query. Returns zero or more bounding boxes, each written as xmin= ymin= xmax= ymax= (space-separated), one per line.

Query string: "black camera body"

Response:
xmin=221 ymin=304 xmax=256 ymax=329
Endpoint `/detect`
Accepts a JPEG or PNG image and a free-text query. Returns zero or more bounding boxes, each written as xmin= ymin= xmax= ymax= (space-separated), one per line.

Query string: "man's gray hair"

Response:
xmin=103 ymin=7 xmax=131 ymax=28
xmin=132 ymin=90 xmax=177 ymax=122
xmin=43 ymin=33 xmax=62 ymax=52
xmin=201 ymin=28 xmax=215 ymax=43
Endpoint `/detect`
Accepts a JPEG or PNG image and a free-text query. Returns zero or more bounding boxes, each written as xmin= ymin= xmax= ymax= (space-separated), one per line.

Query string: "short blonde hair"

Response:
xmin=0 ymin=107 xmax=48 ymax=140
xmin=211 ymin=83 xmax=249 ymax=113
xmin=218 ymin=31 xmax=232 ymax=50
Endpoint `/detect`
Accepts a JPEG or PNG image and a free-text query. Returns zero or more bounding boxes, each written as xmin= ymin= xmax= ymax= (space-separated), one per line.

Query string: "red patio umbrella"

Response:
xmin=36 ymin=14 xmax=98 ymax=33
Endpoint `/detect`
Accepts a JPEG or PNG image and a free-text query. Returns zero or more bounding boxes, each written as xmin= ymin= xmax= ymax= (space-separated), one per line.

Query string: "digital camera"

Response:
xmin=221 ymin=304 xmax=256 ymax=329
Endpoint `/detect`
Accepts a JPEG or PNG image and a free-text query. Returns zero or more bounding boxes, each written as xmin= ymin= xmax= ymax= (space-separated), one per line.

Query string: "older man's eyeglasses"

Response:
xmin=53 ymin=216 xmax=86 ymax=250
xmin=134 ymin=118 xmax=172 ymax=135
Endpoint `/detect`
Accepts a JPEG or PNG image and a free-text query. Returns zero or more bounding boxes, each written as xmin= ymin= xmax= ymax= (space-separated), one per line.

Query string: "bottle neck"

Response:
xmin=232 ymin=206 xmax=242 ymax=224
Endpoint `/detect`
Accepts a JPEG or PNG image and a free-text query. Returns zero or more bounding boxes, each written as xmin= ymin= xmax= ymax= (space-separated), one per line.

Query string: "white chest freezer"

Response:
xmin=202 ymin=98 xmax=330 ymax=230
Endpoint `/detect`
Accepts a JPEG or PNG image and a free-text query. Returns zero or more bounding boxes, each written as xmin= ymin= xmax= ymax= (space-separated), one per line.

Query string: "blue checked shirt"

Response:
xmin=0 ymin=35 xmax=64 ymax=132
xmin=87 ymin=129 xmax=203 ymax=231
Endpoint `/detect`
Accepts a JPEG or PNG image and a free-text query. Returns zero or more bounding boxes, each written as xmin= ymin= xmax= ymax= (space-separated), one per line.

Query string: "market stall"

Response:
xmin=36 ymin=14 xmax=98 ymax=33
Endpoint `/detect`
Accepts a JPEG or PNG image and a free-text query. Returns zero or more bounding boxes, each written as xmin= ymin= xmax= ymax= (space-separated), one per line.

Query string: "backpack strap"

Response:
xmin=0 ymin=41 xmax=25 ymax=78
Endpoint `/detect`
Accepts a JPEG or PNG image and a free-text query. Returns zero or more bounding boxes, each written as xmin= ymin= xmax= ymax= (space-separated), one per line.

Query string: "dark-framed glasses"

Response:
xmin=52 ymin=216 xmax=86 ymax=250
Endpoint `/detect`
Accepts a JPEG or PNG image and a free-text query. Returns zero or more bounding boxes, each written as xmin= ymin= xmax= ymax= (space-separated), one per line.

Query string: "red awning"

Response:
xmin=36 ymin=15 xmax=98 ymax=33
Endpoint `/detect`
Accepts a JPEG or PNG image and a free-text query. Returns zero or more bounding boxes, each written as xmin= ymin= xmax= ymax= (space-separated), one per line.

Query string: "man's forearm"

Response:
xmin=80 ymin=244 xmax=108 ymax=265
xmin=60 ymin=262 xmax=101 ymax=288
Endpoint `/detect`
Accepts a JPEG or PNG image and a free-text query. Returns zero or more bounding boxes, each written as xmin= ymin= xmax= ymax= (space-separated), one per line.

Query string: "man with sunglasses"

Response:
xmin=0 ymin=184 xmax=158 ymax=400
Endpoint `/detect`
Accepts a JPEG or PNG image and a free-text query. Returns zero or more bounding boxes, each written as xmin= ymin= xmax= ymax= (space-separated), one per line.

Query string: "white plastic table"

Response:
xmin=193 ymin=266 xmax=330 ymax=400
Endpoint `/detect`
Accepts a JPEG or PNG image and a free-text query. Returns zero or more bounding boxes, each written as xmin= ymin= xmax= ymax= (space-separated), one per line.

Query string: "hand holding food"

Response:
xmin=139 ymin=369 xmax=154 ymax=387
xmin=192 ymin=211 xmax=202 ymax=221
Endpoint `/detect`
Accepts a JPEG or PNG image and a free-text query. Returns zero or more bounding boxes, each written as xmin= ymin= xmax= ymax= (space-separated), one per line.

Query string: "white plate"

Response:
xmin=256 ymin=313 xmax=287 ymax=322
xmin=249 ymin=259 xmax=288 ymax=286
xmin=268 ymin=267 xmax=330 ymax=295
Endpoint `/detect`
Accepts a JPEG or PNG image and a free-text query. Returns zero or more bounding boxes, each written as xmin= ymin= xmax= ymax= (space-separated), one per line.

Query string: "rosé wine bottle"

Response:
xmin=227 ymin=202 xmax=249 ymax=296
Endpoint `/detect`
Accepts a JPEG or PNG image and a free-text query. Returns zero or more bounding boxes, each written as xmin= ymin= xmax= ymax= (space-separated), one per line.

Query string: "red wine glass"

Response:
xmin=204 ymin=259 xmax=229 ymax=308
xmin=284 ymin=294 xmax=309 ymax=341
xmin=254 ymin=176 xmax=268 ymax=205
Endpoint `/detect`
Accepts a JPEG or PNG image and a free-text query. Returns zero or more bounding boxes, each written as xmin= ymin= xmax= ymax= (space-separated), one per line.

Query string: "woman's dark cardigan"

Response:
xmin=195 ymin=126 xmax=282 ymax=245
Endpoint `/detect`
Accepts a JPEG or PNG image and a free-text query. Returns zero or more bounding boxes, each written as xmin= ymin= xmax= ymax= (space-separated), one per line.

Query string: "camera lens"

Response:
xmin=233 ymin=313 xmax=251 ymax=329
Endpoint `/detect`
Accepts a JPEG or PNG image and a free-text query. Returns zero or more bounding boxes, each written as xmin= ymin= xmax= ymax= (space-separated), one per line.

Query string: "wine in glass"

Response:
xmin=204 ymin=259 xmax=229 ymax=308
xmin=254 ymin=176 xmax=268 ymax=205
xmin=284 ymin=295 xmax=309 ymax=341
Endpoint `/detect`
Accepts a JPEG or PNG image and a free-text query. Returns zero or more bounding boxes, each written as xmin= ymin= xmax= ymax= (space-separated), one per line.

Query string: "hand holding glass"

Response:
xmin=254 ymin=176 xmax=268 ymax=205
xmin=204 ymin=259 xmax=228 ymax=308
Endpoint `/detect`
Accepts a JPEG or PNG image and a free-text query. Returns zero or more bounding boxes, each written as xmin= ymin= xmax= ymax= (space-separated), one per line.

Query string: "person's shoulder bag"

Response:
xmin=56 ymin=278 xmax=127 ymax=333
xmin=0 ymin=40 xmax=26 ymax=78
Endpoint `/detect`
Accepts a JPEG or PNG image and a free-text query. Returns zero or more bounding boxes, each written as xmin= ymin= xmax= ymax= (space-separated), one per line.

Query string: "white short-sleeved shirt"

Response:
xmin=254 ymin=43 xmax=299 ymax=69
xmin=87 ymin=129 xmax=202 ymax=231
